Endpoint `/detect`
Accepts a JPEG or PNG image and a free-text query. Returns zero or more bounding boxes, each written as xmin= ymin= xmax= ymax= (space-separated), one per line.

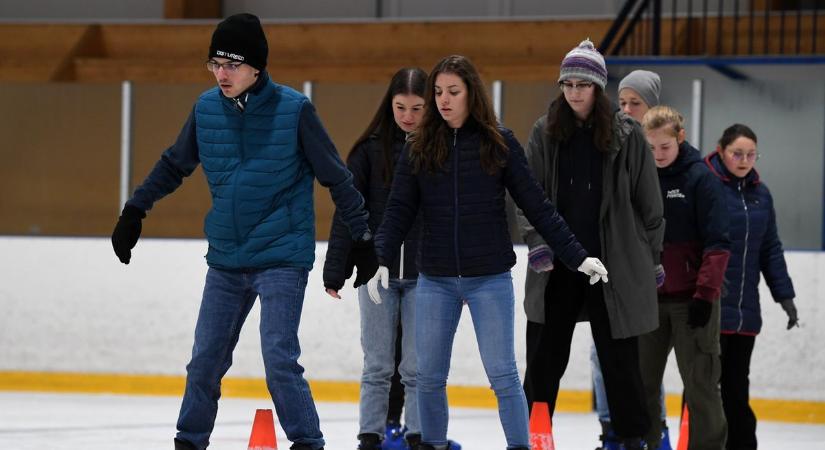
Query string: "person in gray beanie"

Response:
xmin=110 ymin=12 xmax=377 ymax=450
xmin=618 ymin=70 xmax=662 ymax=123
xmin=590 ymin=69 xmax=674 ymax=450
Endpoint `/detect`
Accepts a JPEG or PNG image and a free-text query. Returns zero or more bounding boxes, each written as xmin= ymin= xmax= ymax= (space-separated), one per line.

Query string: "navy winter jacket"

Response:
xmin=324 ymin=131 xmax=421 ymax=290
xmin=375 ymin=120 xmax=587 ymax=277
xmin=657 ymin=142 xmax=730 ymax=302
xmin=705 ymin=152 xmax=795 ymax=334
xmin=127 ymin=72 xmax=368 ymax=270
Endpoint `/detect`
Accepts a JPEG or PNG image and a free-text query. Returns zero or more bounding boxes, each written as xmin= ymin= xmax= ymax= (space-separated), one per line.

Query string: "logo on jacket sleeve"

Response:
xmin=666 ymin=189 xmax=686 ymax=199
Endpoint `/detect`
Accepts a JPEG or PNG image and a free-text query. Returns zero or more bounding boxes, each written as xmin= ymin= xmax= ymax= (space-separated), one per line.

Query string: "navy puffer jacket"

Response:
xmin=376 ymin=120 xmax=587 ymax=277
xmin=705 ymin=152 xmax=795 ymax=334
xmin=657 ymin=142 xmax=730 ymax=302
xmin=324 ymin=131 xmax=421 ymax=290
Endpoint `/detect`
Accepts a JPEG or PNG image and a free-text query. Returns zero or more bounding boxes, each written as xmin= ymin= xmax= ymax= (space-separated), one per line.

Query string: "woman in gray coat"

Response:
xmin=518 ymin=39 xmax=664 ymax=450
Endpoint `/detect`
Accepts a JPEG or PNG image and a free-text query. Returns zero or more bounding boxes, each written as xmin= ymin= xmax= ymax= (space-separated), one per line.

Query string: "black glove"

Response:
xmin=350 ymin=238 xmax=379 ymax=288
xmin=687 ymin=299 xmax=712 ymax=329
xmin=324 ymin=253 xmax=354 ymax=292
xmin=111 ymin=205 xmax=146 ymax=264
xmin=779 ymin=299 xmax=799 ymax=330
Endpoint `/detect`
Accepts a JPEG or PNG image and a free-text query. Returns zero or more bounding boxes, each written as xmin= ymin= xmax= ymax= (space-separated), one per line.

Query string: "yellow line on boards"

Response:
xmin=1 ymin=371 xmax=823 ymax=424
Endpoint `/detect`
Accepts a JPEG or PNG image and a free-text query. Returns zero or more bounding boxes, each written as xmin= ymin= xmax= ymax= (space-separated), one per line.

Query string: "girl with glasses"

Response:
xmin=705 ymin=124 xmax=798 ymax=450
xmin=519 ymin=39 xmax=664 ymax=450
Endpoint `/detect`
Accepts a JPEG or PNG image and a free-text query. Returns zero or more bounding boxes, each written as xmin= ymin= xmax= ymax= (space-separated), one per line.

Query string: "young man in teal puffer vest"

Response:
xmin=110 ymin=13 xmax=377 ymax=450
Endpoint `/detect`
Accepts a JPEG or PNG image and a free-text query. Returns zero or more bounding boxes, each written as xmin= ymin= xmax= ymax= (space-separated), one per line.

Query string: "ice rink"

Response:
xmin=1 ymin=392 xmax=823 ymax=449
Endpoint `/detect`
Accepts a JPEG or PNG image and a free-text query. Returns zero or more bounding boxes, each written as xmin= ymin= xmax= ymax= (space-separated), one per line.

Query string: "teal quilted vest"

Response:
xmin=195 ymin=81 xmax=315 ymax=269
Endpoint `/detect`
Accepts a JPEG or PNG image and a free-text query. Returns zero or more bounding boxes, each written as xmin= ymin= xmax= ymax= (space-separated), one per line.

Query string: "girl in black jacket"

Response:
xmin=323 ymin=67 xmax=429 ymax=450
xmin=371 ymin=55 xmax=607 ymax=450
xmin=639 ymin=106 xmax=731 ymax=449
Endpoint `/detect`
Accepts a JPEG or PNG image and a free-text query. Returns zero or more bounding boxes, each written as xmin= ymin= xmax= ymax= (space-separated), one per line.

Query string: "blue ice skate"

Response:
xmin=382 ymin=422 xmax=407 ymax=450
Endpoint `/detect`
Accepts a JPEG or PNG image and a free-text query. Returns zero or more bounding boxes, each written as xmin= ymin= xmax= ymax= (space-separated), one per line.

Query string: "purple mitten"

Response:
xmin=654 ymin=264 xmax=666 ymax=288
xmin=528 ymin=244 xmax=554 ymax=272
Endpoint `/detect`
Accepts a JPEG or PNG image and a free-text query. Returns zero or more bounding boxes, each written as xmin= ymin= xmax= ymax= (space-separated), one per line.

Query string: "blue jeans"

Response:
xmin=176 ymin=266 xmax=324 ymax=450
xmin=591 ymin=342 xmax=666 ymax=423
xmin=416 ymin=272 xmax=529 ymax=449
xmin=358 ymin=279 xmax=419 ymax=438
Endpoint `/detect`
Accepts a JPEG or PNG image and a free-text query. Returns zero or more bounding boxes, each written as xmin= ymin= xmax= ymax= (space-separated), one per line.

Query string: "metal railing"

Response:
xmin=599 ymin=0 xmax=823 ymax=57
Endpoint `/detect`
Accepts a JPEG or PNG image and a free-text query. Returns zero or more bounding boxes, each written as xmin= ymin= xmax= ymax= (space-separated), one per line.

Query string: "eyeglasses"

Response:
xmin=559 ymin=81 xmax=594 ymax=92
xmin=728 ymin=151 xmax=760 ymax=162
xmin=206 ymin=60 xmax=243 ymax=73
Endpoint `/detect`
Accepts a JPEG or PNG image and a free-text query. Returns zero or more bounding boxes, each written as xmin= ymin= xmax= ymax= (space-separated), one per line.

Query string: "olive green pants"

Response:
xmin=639 ymin=301 xmax=727 ymax=450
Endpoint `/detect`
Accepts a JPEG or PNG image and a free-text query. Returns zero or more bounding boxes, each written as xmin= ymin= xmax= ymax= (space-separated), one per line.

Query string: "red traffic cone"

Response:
xmin=676 ymin=403 xmax=689 ymax=450
xmin=529 ymin=402 xmax=555 ymax=450
xmin=248 ymin=409 xmax=277 ymax=450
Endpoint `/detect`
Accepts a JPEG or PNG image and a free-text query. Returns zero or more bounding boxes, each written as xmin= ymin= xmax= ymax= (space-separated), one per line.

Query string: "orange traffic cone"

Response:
xmin=248 ymin=409 xmax=278 ymax=450
xmin=676 ymin=403 xmax=689 ymax=450
xmin=529 ymin=402 xmax=555 ymax=450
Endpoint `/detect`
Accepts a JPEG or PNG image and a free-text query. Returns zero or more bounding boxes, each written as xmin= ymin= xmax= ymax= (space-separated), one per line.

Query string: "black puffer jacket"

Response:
xmin=657 ymin=141 xmax=730 ymax=302
xmin=376 ymin=120 xmax=587 ymax=277
xmin=323 ymin=132 xmax=421 ymax=290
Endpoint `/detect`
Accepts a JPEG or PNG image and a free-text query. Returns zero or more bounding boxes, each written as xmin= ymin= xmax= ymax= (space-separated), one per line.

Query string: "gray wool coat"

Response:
xmin=517 ymin=111 xmax=665 ymax=339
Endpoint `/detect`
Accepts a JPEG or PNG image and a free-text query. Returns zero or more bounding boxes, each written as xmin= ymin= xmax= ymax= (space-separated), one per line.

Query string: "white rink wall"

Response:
xmin=0 ymin=236 xmax=822 ymax=402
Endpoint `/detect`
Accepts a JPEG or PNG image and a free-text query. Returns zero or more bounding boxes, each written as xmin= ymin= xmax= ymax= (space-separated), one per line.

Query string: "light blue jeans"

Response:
xmin=358 ymin=279 xmax=420 ymax=438
xmin=176 ymin=266 xmax=324 ymax=450
xmin=591 ymin=341 xmax=666 ymax=422
xmin=416 ymin=272 xmax=529 ymax=449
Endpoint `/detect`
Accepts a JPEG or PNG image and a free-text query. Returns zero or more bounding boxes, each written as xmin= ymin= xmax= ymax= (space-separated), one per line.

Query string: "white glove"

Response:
xmin=367 ymin=266 xmax=389 ymax=305
xmin=578 ymin=257 xmax=609 ymax=285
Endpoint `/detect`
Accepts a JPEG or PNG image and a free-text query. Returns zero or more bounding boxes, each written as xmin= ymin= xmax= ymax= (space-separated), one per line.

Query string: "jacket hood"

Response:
xmin=609 ymin=111 xmax=637 ymax=154
xmin=658 ymin=141 xmax=702 ymax=175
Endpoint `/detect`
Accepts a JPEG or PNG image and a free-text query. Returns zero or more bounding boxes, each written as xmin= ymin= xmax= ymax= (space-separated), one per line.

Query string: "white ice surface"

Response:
xmin=0 ymin=392 xmax=823 ymax=449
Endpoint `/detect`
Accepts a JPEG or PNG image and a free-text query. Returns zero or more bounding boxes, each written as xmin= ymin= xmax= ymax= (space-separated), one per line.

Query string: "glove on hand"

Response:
xmin=654 ymin=264 xmax=666 ymax=288
xmin=324 ymin=252 xmax=355 ymax=292
xmin=779 ymin=299 xmax=799 ymax=330
xmin=111 ymin=205 xmax=146 ymax=264
xmin=687 ymin=299 xmax=712 ymax=328
xmin=367 ymin=266 xmax=389 ymax=305
xmin=350 ymin=238 xmax=379 ymax=288
xmin=528 ymin=244 xmax=554 ymax=273
xmin=577 ymin=257 xmax=609 ymax=284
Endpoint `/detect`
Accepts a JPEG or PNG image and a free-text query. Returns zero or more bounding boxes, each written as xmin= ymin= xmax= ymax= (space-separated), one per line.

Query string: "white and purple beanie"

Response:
xmin=558 ymin=39 xmax=608 ymax=90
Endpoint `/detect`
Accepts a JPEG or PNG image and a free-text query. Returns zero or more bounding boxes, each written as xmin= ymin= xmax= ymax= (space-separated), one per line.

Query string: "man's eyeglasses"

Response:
xmin=559 ymin=81 xmax=594 ymax=92
xmin=729 ymin=151 xmax=760 ymax=162
xmin=206 ymin=60 xmax=243 ymax=73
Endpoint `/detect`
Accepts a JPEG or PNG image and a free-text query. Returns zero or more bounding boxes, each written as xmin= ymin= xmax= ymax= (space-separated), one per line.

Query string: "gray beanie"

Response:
xmin=618 ymin=70 xmax=661 ymax=108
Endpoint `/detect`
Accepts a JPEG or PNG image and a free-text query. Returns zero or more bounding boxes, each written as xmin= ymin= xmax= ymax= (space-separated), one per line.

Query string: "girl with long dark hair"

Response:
xmin=372 ymin=55 xmax=607 ymax=450
xmin=323 ymin=67 xmax=429 ymax=450
xmin=519 ymin=40 xmax=664 ymax=450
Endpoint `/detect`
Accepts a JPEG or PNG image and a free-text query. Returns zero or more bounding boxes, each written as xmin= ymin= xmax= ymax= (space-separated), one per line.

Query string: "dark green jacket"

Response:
xmin=517 ymin=111 xmax=664 ymax=338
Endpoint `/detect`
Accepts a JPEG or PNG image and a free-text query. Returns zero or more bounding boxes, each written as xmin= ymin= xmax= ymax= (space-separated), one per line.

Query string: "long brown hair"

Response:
xmin=409 ymin=55 xmax=507 ymax=175
xmin=545 ymin=84 xmax=614 ymax=153
xmin=349 ymin=67 xmax=427 ymax=185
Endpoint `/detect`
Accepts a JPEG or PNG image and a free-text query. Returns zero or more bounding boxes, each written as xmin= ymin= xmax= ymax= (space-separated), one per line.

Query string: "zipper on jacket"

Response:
xmin=232 ymin=103 xmax=246 ymax=264
xmin=736 ymin=180 xmax=749 ymax=332
xmin=399 ymin=243 xmax=405 ymax=279
xmin=452 ymin=128 xmax=462 ymax=277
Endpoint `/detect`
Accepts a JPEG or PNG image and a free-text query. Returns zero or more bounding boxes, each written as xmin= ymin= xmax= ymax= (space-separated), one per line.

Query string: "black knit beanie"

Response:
xmin=208 ymin=13 xmax=268 ymax=71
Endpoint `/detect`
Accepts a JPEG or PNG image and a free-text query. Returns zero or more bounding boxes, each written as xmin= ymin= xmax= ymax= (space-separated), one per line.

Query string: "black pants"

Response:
xmin=523 ymin=266 xmax=650 ymax=439
xmin=720 ymin=333 xmax=757 ymax=450
xmin=387 ymin=321 xmax=405 ymax=424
